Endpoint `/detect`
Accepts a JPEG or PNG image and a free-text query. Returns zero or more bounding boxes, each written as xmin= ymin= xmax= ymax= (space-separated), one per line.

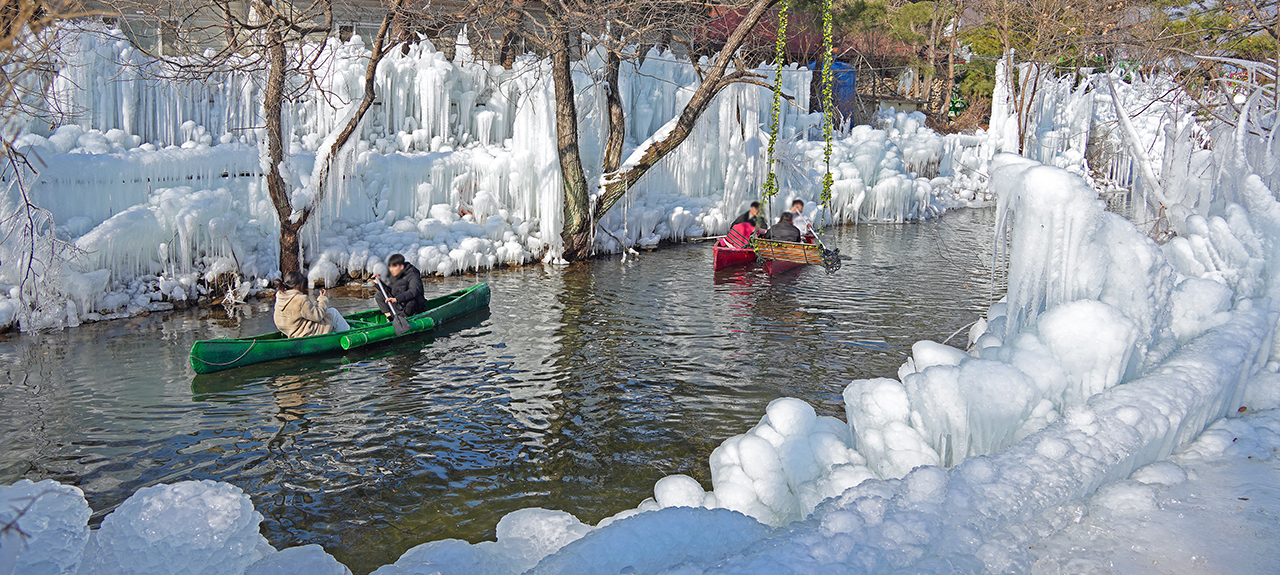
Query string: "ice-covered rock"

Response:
xmin=245 ymin=546 xmax=349 ymax=575
xmin=83 ymin=480 xmax=271 ymax=575
xmin=652 ymin=475 xmax=708 ymax=509
xmin=0 ymin=297 xmax=16 ymax=329
xmin=371 ymin=508 xmax=591 ymax=575
xmin=843 ymin=378 xmax=941 ymax=478
xmin=1034 ymin=300 xmax=1139 ymax=403
xmin=526 ymin=507 xmax=769 ymax=575
xmin=0 ymin=479 xmax=90 ymax=575
xmin=1169 ymin=277 xmax=1236 ymax=344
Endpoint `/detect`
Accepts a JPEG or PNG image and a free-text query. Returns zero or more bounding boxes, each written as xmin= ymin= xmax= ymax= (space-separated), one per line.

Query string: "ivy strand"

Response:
xmin=762 ymin=1 xmax=788 ymax=201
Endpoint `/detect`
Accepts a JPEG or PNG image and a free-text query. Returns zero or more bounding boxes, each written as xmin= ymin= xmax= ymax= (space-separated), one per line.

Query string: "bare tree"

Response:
xmin=97 ymin=0 xmax=419 ymax=275
xmin=1114 ymin=0 xmax=1280 ymax=210
xmin=972 ymin=0 xmax=1143 ymax=152
xmin=426 ymin=0 xmax=785 ymax=261
xmin=0 ymin=1 xmax=90 ymax=331
xmin=586 ymin=0 xmax=785 ymax=260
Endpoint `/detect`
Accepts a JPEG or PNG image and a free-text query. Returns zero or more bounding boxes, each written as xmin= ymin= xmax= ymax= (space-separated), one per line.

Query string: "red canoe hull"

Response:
xmin=762 ymin=259 xmax=805 ymax=276
xmin=713 ymin=245 xmax=756 ymax=271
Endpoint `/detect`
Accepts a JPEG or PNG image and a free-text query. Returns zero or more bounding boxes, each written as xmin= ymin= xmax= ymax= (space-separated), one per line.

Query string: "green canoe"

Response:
xmin=189 ymin=282 xmax=491 ymax=374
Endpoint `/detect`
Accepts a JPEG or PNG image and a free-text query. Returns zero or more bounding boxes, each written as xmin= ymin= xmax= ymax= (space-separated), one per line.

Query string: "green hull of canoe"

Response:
xmin=189 ymin=282 xmax=491 ymax=374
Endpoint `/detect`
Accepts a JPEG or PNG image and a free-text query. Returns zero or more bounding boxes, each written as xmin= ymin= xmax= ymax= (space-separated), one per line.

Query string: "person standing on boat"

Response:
xmin=731 ymin=201 xmax=768 ymax=231
xmin=273 ymin=271 xmax=351 ymax=338
xmin=764 ymin=211 xmax=801 ymax=242
xmin=373 ymin=253 xmax=428 ymax=318
xmin=789 ymin=199 xmax=814 ymax=239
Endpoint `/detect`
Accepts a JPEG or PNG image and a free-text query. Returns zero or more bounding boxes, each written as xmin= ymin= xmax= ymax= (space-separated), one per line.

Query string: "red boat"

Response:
xmin=713 ymin=222 xmax=758 ymax=271
xmin=762 ymin=259 xmax=805 ymax=275
xmin=714 ymin=245 xmax=756 ymax=271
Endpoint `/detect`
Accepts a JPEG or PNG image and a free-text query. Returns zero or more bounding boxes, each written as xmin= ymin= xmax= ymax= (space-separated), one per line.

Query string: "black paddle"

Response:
xmin=375 ymin=280 xmax=411 ymax=335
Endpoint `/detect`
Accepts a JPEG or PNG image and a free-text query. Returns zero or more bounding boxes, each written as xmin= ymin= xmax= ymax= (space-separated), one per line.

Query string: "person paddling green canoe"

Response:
xmin=372 ymin=253 xmax=428 ymax=318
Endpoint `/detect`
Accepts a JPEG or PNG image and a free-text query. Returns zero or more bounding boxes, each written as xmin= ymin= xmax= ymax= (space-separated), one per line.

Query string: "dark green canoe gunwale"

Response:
xmin=189 ymin=282 xmax=491 ymax=374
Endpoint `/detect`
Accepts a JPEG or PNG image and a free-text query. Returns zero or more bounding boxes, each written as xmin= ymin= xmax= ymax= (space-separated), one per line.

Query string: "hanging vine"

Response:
xmin=819 ymin=0 xmax=834 ymax=207
xmin=762 ymin=1 xmax=789 ymax=201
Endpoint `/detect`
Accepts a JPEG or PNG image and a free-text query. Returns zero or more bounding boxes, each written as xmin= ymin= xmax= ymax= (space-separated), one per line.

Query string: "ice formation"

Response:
xmin=83 ymin=481 xmax=273 ymax=575
xmin=7 ymin=146 xmax=1279 ymax=573
xmin=0 ymin=26 xmax=983 ymax=331
xmin=0 ymin=480 xmax=90 ymax=575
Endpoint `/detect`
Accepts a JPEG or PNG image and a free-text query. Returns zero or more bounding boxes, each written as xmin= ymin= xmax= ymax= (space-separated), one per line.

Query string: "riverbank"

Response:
xmin=0 ymin=189 xmax=988 ymax=335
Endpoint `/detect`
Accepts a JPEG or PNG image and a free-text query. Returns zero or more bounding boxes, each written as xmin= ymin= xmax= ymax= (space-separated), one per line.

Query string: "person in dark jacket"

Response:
xmin=372 ymin=253 xmax=428 ymax=317
xmin=764 ymin=211 xmax=801 ymax=242
xmin=731 ymin=201 xmax=768 ymax=231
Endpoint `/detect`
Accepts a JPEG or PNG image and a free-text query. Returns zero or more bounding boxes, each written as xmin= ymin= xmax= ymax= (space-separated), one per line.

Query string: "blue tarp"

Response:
xmin=809 ymin=61 xmax=857 ymax=115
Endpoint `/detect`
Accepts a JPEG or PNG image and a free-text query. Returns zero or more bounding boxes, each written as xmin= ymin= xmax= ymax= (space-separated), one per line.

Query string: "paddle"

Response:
xmin=375 ymin=280 xmax=411 ymax=335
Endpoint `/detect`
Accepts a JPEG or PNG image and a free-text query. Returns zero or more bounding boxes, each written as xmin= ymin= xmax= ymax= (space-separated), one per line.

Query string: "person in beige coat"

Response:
xmin=273 ymin=271 xmax=351 ymax=338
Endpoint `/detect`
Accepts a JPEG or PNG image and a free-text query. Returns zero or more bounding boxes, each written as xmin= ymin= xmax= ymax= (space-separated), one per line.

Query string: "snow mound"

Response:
xmin=527 ymin=507 xmax=769 ymax=575
xmin=1031 ymin=409 xmax=1280 ymax=573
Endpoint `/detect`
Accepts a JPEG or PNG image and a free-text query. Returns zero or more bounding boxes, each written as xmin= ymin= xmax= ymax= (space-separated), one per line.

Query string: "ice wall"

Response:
xmin=0 ymin=25 xmax=986 ymax=331
xmin=997 ymin=65 xmax=1215 ymax=228
xmin=985 ymin=56 xmax=1280 ymax=370
xmin=991 ymin=153 xmax=1175 ymax=349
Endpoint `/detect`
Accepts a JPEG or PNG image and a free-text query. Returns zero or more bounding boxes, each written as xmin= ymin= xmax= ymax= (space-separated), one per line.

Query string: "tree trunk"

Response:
xmin=549 ymin=0 xmax=778 ymax=261
xmin=551 ymin=29 xmax=594 ymax=261
xmin=265 ymin=0 xmax=402 ymax=276
xmin=602 ymin=47 xmax=625 ymax=173
xmin=946 ymin=0 xmax=960 ymax=121
xmin=499 ymin=30 xmax=519 ymax=69
xmin=279 ymin=217 xmax=304 ymax=278
xmin=263 ymin=26 xmax=299 ymax=275
xmin=591 ymin=0 xmax=779 ymax=226
xmin=926 ymin=0 xmax=940 ymax=111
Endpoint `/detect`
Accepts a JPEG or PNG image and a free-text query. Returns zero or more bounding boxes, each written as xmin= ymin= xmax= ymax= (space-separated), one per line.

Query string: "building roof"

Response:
xmin=705 ymin=6 xmax=920 ymax=66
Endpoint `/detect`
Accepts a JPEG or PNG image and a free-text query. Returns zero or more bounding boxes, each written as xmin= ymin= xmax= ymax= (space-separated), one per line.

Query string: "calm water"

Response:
xmin=0 ymin=208 xmax=1002 ymax=573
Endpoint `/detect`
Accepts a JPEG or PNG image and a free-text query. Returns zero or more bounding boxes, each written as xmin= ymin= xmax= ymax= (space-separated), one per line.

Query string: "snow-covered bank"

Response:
xmin=0 ymin=26 xmax=986 ymax=332
xmin=1031 ymin=403 xmax=1280 ymax=573
xmin=5 ymin=152 xmax=1278 ymax=574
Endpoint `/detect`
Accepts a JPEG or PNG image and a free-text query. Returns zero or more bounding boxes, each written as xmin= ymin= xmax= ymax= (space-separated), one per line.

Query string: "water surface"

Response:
xmin=0 ymin=208 xmax=1003 ymax=573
